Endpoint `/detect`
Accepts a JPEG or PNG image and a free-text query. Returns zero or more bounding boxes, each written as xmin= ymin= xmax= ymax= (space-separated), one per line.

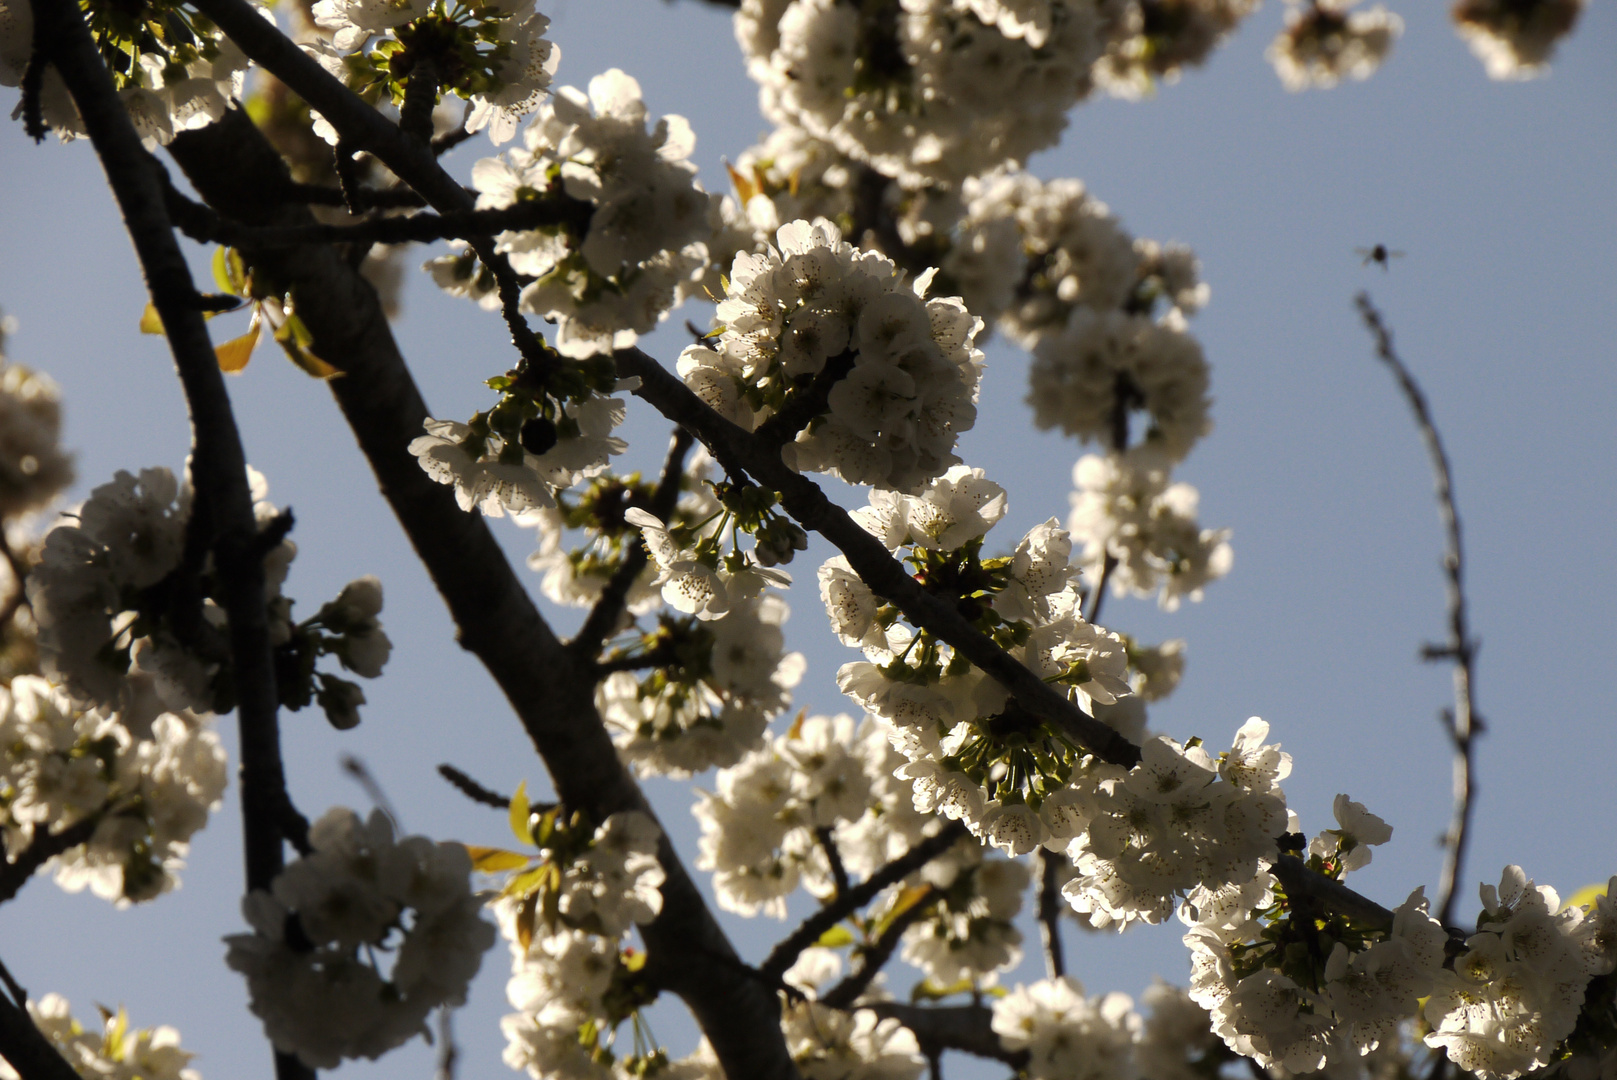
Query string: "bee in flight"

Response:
xmin=1356 ymin=243 xmax=1405 ymax=270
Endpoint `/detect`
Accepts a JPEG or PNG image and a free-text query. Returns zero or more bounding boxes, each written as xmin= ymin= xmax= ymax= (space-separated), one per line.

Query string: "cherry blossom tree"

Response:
xmin=0 ymin=1 xmax=1609 ymax=1080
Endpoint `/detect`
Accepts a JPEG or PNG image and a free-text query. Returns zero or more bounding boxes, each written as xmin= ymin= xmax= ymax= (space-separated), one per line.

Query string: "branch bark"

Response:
xmin=1356 ymin=292 xmax=1481 ymax=929
xmin=0 ymin=816 xmax=101 ymax=906
xmin=613 ymin=346 xmax=1146 ymax=770
xmin=166 ymin=111 xmax=801 ymax=1080
xmin=0 ymin=988 xmax=81 ymax=1080
xmin=26 ymin=4 xmax=308 ymax=1078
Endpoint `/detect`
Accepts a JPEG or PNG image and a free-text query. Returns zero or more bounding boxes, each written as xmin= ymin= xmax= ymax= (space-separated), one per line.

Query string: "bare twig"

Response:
xmin=1356 ymin=292 xmax=1481 ymax=927
xmin=29 ymin=6 xmax=309 ymax=1077
xmin=821 ymin=885 xmax=938 ymax=1008
xmin=1037 ymin=848 xmax=1066 ymax=979
xmin=0 ymin=956 xmax=26 ymax=1007
xmin=1084 ymin=553 xmax=1117 ymax=627
xmin=438 ymin=764 xmax=513 ymax=809
xmin=433 ymin=1007 xmax=458 ymax=1080
xmin=341 ymin=754 xmax=404 ymax=832
xmin=570 ymin=427 xmax=694 ymax=658
xmin=762 ymin=824 xmax=967 ymax=979
xmin=162 ymin=179 xmax=592 ymax=250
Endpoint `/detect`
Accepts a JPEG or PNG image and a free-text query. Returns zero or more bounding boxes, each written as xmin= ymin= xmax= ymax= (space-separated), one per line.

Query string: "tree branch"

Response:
xmin=820 ymin=885 xmax=937 ymax=1009
xmin=185 ymin=0 xmax=560 ymax=375
xmin=165 ymin=112 xmax=802 ymax=1080
xmin=1356 ymin=292 xmax=1480 ymax=928
xmin=863 ymin=1002 xmax=1024 ymax=1069
xmin=570 ymin=426 xmax=694 ymax=658
xmin=816 ymin=826 xmax=852 ymax=901
xmin=1037 ymin=848 xmax=1066 ymax=979
xmin=0 ymin=985 xmax=81 ymax=1080
xmin=613 ymin=346 xmax=1146 ymax=770
xmin=762 ymin=824 xmax=967 ymax=979
xmin=0 ymin=815 xmax=101 ymax=906
xmin=163 ymin=179 xmax=593 ymax=250
xmin=30 ymin=5 xmax=310 ymax=1077
xmin=438 ymin=764 xmax=514 ymax=809
xmin=754 ymin=348 xmax=857 ymax=449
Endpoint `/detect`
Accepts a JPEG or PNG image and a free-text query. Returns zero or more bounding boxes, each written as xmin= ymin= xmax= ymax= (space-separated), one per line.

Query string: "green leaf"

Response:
xmin=509 ymin=780 xmax=531 ymax=845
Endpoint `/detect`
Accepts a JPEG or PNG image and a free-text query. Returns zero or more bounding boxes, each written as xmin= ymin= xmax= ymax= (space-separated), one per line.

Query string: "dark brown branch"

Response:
xmin=397 ymin=61 xmax=439 ymax=145
xmin=1037 ymin=848 xmax=1066 ymax=979
xmin=815 ymin=826 xmax=852 ymax=900
xmin=863 ymin=1003 xmax=1025 ymax=1069
xmin=186 ymin=0 xmax=560 ymax=375
xmin=438 ymin=764 xmax=512 ymax=809
xmin=0 ymin=985 xmax=82 ymax=1080
xmin=163 ymin=180 xmax=592 ymax=251
xmin=1356 ymin=293 xmax=1480 ymax=928
xmin=166 ymin=111 xmax=801 ymax=1080
xmin=613 ymin=346 xmax=1146 ymax=770
xmin=1270 ymin=854 xmax=1395 ymax=932
xmin=820 ymin=885 xmax=937 ymax=1008
xmin=755 ymin=349 xmax=857 ymax=449
xmin=570 ymin=427 xmax=695 ymax=658
xmin=762 ymin=824 xmax=967 ymax=979
xmin=0 ymin=815 xmax=101 ymax=905
xmin=1084 ymin=552 xmax=1117 ymax=627
xmin=279 ymin=180 xmax=428 ymax=209
xmin=29 ymin=8 xmax=309 ymax=1078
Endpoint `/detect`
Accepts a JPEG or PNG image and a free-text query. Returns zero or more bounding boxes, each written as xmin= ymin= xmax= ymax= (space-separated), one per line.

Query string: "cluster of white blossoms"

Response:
xmin=411 ymin=389 xmax=630 ymax=516
xmin=1267 ymin=0 xmax=1403 ymax=93
xmin=780 ymin=999 xmax=926 ymax=1080
xmin=991 ymin=976 xmax=1139 ymax=1080
xmin=946 ymin=169 xmax=1208 ymax=352
xmin=0 ymin=0 xmax=255 ymax=148
xmin=0 ymin=675 xmax=226 ymax=903
xmin=899 ymin=842 xmax=1029 ymax=988
xmin=683 ymin=218 xmax=984 ymax=493
xmin=302 ymin=0 xmax=557 ymax=145
xmin=738 ymin=0 xmax=1117 ymax=188
xmin=1061 ymin=719 xmax=1291 ymax=929
xmin=1028 ymin=305 xmax=1211 ymax=461
xmin=825 ymin=468 xmax=1140 ymax=855
xmin=693 ymin=713 xmax=929 ymax=917
xmin=1451 ymin=0 xmax=1583 ymax=81
xmin=1423 ymin=867 xmax=1617 ymax=1080
xmin=523 ymin=446 xmax=717 ymax=616
xmin=225 ymin=808 xmax=496 ymax=1068
xmin=456 ymin=70 xmax=722 ymax=357
xmin=0 ymin=320 xmax=74 ymax=521
xmin=495 ymin=810 xmax=671 ymax=1080
xmin=596 ymin=599 xmax=805 ymax=776
xmin=27 ymin=465 xmax=390 ymax=729
xmin=1068 ymin=447 xmax=1232 ymax=611
xmin=1091 ymin=0 xmax=1260 ymax=100
xmin=0 ymin=995 xmax=198 ymax=1080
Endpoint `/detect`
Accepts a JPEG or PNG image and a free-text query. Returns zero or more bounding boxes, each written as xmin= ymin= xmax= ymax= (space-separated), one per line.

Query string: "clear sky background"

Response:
xmin=1 ymin=2 xmax=1614 ymax=1079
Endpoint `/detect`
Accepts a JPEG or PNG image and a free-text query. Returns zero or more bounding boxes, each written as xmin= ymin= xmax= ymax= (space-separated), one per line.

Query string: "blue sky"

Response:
xmin=1 ymin=2 xmax=1614 ymax=1079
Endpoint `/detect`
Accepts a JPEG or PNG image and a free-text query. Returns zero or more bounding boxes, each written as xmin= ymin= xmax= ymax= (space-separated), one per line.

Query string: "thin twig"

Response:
xmin=571 ymin=427 xmax=694 ymax=658
xmin=861 ymin=1002 xmax=1026 ymax=1069
xmin=593 ymin=646 xmax=681 ymax=675
xmin=0 ymin=955 xmax=26 ymax=1007
xmin=1084 ymin=553 xmax=1116 ymax=627
xmin=438 ymin=764 xmax=512 ymax=809
xmin=762 ymin=824 xmax=967 ymax=978
xmin=815 ymin=827 xmax=851 ymax=900
xmin=433 ymin=1007 xmax=458 ymax=1080
xmin=1356 ymin=292 xmax=1481 ymax=927
xmin=820 ymin=885 xmax=937 ymax=1008
xmin=1036 ymin=848 xmax=1066 ymax=979
xmin=278 ymin=180 xmax=428 ymax=209
xmin=341 ymin=753 xmax=404 ymax=832
xmin=162 ymin=179 xmax=592 ymax=250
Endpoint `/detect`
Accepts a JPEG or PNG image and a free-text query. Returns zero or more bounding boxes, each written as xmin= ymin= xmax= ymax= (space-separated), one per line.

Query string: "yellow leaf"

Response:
xmin=1564 ymin=881 xmax=1611 ymax=913
xmin=621 ymin=948 xmax=647 ymax=972
xmin=462 ymin=845 xmax=533 ymax=873
xmin=500 ymin=863 xmax=551 ymax=900
xmin=139 ymin=303 xmax=164 ymax=334
xmin=815 ymin=925 xmax=856 ymax=948
xmin=515 ymin=891 xmax=539 ymax=954
xmin=215 ymin=319 xmax=261 ymax=374
xmin=725 ymin=161 xmax=757 ymax=205
xmin=787 ymin=707 xmax=807 ymax=741
xmin=509 ymin=781 xmax=531 ymax=846
xmin=875 ymin=884 xmax=936 ymax=936
xmin=212 ymin=246 xmax=247 ymax=295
